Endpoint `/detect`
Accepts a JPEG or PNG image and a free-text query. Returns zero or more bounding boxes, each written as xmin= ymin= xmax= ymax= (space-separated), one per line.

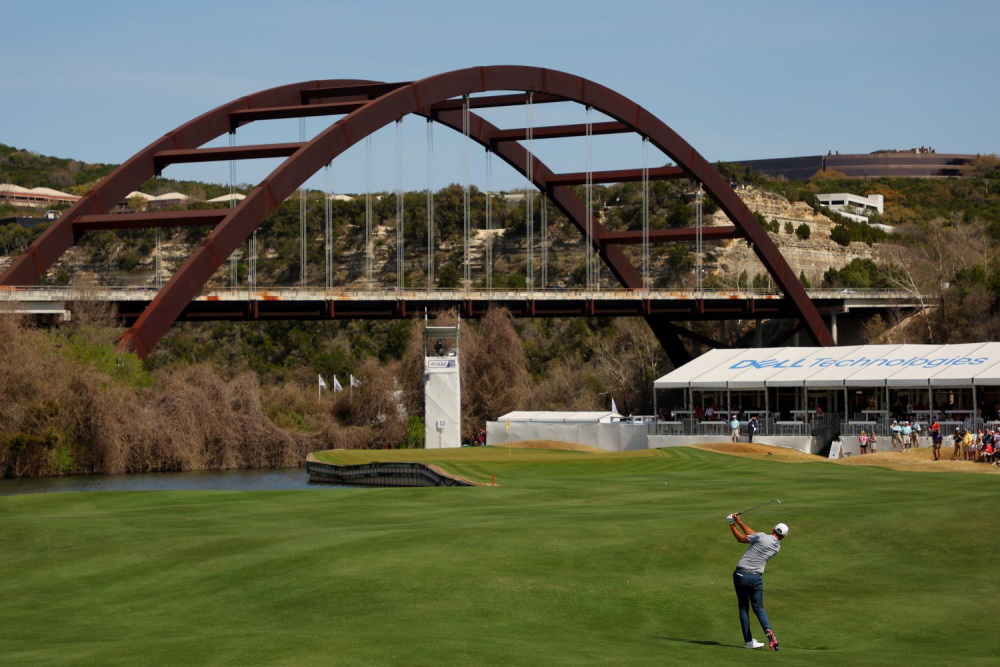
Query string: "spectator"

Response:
xmin=748 ymin=416 xmax=759 ymax=443
xmin=951 ymin=428 xmax=963 ymax=460
xmin=891 ymin=421 xmax=902 ymax=450
xmin=911 ymin=421 xmax=921 ymax=449
xmin=931 ymin=428 xmax=943 ymax=460
xmin=900 ymin=421 xmax=912 ymax=453
xmin=730 ymin=416 xmax=741 ymax=443
xmin=859 ymin=429 xmax=869 ymax=455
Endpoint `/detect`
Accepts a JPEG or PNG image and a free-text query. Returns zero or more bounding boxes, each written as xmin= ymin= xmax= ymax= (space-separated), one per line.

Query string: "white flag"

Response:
xmin=333 ymin=375 xmax=343 ymax=392
xmin=350 ymin=374 xmax=361 ymax=387
xmin=611 ymin=397 xmax=619 ymax=415
xmin=318 ymin=375 xmax=328 ymax=390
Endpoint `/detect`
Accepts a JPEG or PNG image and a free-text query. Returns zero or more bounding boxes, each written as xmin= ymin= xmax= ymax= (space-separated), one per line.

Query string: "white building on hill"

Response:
xmin=0 ymin=184 xmax=79 ymax=207
xmin=817 ymin=192 xmax=891 ymax=230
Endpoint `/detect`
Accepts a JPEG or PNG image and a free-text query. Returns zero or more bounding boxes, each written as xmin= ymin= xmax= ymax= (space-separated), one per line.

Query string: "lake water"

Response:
xmin=0 ymin=467 xmax=350 ymax=496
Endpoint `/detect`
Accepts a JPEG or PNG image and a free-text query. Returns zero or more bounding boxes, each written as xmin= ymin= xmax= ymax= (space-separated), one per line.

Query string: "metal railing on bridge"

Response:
xmin=0 ymin=285 xmax=919 ymax=304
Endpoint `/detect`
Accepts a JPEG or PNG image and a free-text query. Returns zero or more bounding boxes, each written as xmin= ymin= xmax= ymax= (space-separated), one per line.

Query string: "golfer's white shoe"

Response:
xmin=744 ymin=639 xmax=765 ymax=649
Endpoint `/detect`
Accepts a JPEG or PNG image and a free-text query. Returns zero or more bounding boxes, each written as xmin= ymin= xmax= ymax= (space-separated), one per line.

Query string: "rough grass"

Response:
xmin=1 ymin=446 xmax=998 ymax=666
xmin=833 ymin=446 xmax=1000 ymax=474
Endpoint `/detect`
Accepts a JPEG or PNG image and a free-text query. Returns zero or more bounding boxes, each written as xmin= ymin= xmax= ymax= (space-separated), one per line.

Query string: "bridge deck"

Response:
xmin=0 ymin=287 xmax=918 ymax=323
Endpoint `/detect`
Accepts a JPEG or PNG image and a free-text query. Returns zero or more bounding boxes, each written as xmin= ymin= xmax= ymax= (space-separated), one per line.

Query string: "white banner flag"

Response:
xmin=318 ymin=375 xmax=328 ymax=390
xmin=333 ymin=375 xmax=344 ymax=392
xmin=350 ymin=374 xmax=361 ymax=387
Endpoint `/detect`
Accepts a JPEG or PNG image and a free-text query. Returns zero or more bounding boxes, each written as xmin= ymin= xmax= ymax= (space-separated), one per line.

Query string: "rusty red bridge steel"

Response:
xmin=0 ymin=67 xmax=835 ymax=364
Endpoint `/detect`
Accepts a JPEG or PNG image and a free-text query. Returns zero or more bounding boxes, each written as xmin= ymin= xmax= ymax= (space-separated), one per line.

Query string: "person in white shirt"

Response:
xmin=727 ymin=513 xmax=788 ymax=650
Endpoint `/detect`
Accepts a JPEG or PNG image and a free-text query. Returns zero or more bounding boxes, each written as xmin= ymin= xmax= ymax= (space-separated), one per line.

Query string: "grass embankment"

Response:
xmin=2 ymin=446 xmax=998 ymax=666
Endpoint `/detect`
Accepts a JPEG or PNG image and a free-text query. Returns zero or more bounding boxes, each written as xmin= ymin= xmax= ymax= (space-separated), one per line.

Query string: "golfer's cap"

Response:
xmin=774 ymin=523 xmax=789 ymax=536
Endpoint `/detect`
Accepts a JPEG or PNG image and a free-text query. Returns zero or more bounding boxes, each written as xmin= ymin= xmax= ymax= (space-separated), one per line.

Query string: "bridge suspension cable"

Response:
xmin=525 ymin=92 xmax=534 ymax=293
xmin=462 ymin=95 xmax=471 ymax=286
xmin=324 ymin=162 xmax=333 ymax=291
xmin=585 ymin=105 xmax=594 ymax=291
xmin=396 ymin=119 xmax=404 ymax=292
xmin=540 ymin=194 xmax=548 ymax=291
xmin=642 ymin=136 xmax=650 ymax=292
xmin=229 ymin=130 xmax=238 ymax=289
xmin=485 ymin=147 xmax=493 ymax=290
xmin=299 ymin=118 xmax=307 ymax=287
xmin=695 ymin=183 xmax=704 ymax=295
xmin=365 ymin=135 xmax=373 ymax=286
xmin=426 ymin=119 xmax=434 ymax=289
xmin=155 ymin=226 xmax=162 ymax=289
xmin=248 ymin=228 xmax=257 ymax=293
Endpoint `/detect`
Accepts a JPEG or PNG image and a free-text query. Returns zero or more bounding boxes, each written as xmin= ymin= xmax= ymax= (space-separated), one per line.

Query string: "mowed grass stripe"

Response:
xmin=1 ymin=447 xmax=998 ymax=666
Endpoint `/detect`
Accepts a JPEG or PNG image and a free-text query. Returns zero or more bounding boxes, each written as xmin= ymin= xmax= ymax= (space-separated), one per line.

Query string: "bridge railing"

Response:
xmin=0 ymin=285 xmax=918 ymax=302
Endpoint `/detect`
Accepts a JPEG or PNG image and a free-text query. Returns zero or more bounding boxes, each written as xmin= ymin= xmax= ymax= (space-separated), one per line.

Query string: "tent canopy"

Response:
xmin=499 ymin=411 xmax=620 ymax=424
xmin=654 ymin=343 xmax=1000 ymax=390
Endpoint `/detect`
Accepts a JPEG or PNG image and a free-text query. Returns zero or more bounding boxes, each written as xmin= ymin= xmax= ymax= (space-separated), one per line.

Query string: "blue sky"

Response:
xmin=4 ymin=0 xmax=998 ymax=192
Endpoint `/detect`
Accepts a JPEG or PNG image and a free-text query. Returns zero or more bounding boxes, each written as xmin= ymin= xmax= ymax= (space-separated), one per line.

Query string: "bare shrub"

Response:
xmin=461 ymin=307 xmax=528 ymax=439
xmin=528 ymin=358 xmax=604 ymax=412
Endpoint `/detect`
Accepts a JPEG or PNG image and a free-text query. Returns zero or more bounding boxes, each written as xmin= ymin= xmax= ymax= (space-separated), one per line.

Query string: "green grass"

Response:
xmin=1 ymin=447 xmax=998 ymax=666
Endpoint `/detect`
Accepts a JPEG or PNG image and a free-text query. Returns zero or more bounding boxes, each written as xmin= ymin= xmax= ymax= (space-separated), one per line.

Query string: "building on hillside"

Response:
xmin=206 ymin=193 xmax=246 ymax=204
xmin=733 ymin=151 xmax=979 ymax=181
xmin=327 ymin=194 xmax=355 ymax=202
xmin=0 ymin=184 xmax=79 ymax=207
xmin=148 ymin=192 xmax=190 ymax=208
xmin=816 ymin=192 xmax=893 ymax=231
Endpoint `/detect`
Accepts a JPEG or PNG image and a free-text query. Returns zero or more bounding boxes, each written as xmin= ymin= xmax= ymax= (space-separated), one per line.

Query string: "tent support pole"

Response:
xmin=844 ymin=386 xmax=849 ymax=423
xmin=727 ymin=387 xmax=732 ymax=422
xmin=885 ymin=385 xmax=890 ymax=419
xmin=765 ymin=388 xmax=770 ymax=426
xmin=972 ymin=384 xmax=977 ymax=425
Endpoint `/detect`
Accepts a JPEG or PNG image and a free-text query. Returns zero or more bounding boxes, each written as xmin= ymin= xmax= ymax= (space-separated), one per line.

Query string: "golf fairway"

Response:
xmin=1 ymin=446 xmax=997 ymax=666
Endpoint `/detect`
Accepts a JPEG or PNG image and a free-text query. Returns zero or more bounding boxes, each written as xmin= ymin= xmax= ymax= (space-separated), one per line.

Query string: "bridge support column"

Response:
xmin=829 ymin=313 xmax=838 ymax=345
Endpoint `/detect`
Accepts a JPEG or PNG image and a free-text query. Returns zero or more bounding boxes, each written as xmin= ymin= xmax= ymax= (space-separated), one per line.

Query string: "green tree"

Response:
xmin=795 ymin=223 xmax=811 ymax=240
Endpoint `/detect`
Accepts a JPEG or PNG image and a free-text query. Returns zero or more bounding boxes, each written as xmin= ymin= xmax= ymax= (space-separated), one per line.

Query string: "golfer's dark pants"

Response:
xmin=733 ymin=568 xmax=771 ymax=643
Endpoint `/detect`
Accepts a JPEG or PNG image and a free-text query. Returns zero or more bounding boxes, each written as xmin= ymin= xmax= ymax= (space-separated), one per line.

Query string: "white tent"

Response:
xmin=654 ymin=343 xmax=1000 ymax=390
xmin=499 ymin=411 xmax=620 ymax=424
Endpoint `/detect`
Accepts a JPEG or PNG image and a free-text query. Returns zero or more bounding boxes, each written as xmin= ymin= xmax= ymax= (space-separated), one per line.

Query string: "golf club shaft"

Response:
xmin=737 ymin=498 xmax=780 ymax=515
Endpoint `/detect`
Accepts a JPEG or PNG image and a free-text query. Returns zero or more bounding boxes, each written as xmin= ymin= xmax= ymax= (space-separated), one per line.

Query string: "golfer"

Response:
xmin=727 ymin=513 xmax=787 ymax=650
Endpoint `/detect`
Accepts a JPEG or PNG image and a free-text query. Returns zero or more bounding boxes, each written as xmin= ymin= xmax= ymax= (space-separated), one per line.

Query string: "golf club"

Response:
xmin=735 ymin=498 xmax=782 ymax=516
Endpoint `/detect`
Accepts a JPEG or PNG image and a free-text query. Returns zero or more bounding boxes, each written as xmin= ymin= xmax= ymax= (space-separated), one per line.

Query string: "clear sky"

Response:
xmin=4 ymin=0 xmax=998 ymax=193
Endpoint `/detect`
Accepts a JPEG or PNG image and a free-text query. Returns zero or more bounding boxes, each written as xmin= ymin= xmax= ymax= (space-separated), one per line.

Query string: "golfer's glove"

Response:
xmin=726 ymin=514 xmax=735 ymax=525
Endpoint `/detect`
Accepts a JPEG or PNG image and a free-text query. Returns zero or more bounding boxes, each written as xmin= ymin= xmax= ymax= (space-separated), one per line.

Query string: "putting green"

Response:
xmin=1 ymin=446 xmax=997 ymax=665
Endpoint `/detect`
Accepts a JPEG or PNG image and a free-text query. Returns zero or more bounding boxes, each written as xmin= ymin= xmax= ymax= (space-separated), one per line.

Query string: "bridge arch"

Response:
xmin=0 ymin=66 xmax=833 ymax=360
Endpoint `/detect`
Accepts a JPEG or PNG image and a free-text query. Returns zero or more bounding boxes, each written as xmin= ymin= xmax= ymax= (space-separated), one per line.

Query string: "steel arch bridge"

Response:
xmin=0 ymin=66 xmax=833 ymax=363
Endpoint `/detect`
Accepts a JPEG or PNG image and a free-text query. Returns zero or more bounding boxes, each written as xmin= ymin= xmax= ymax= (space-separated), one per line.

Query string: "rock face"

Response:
xmin=709 ymin=188 xmax=881 ymax=288
xmin=0 ymin=187 xmax=882 ymax=290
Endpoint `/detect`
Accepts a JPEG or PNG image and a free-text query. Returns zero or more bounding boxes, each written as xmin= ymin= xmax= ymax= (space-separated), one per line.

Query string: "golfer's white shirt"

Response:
xmin=736 ymin=533 xmax=780 ymax=574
